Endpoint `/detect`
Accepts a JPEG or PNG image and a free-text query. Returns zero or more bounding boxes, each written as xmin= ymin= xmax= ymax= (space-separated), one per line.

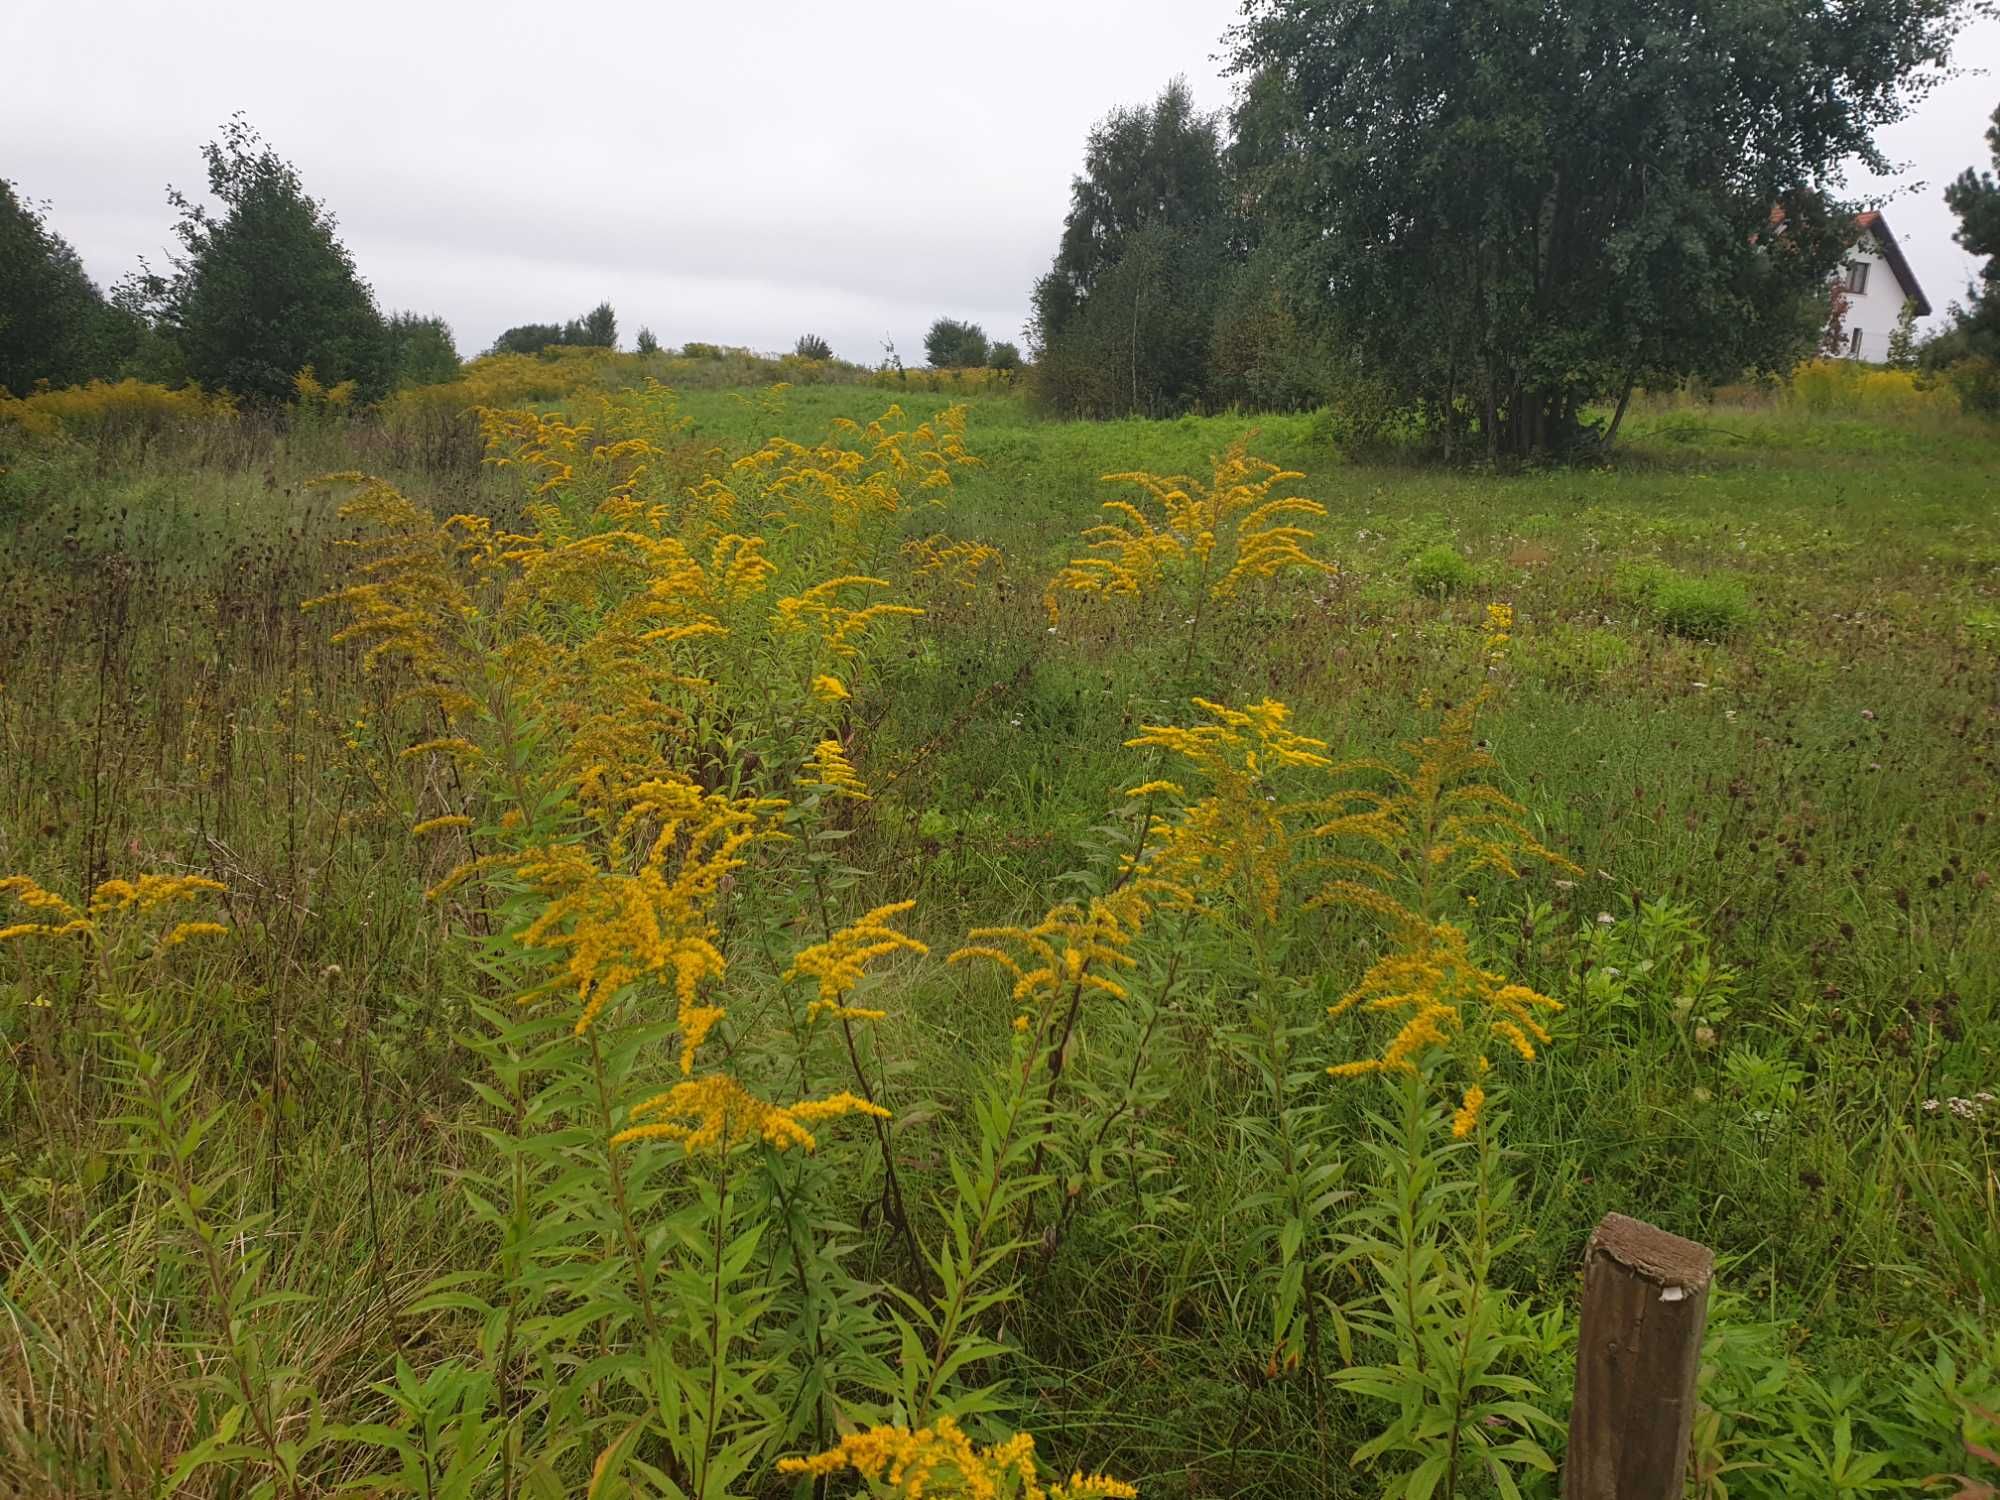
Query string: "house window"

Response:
xmin=1845 ymin=260 xmax=1869 ymax=294
xmin=1849 ymin=328 xmax=1864 ymax=357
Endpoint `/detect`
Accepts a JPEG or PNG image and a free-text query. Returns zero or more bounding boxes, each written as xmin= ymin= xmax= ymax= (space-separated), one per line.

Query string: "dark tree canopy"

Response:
xmin=795 ymin=332 xmax=833 ymax=361
xmin=140 ymin=116 xmax=389 ymax=403
xmin=1228 ymin=0 xmax=1974 ymax=455
xmin=0 ymin=181 xmax=133 ymax=393
xmin=635 ymin=325 xmax=661 ymax=355
xmin=1029 ymin=79 xmax=1235 ymax=415
xmin=1030 ymin=78 xmax=1229 ymax=352
xmin=1943 ymin=105 xmax=2000 ymax=358
xmin=924 ymin=318 xmax=989 ymax=368
xmin=987 ymin=340 xmax=1022 ymax=372
xmin=382 ymin=312 xmax=461 ymax=388
xmin=490 ymin=302 xmax=618 ymax=356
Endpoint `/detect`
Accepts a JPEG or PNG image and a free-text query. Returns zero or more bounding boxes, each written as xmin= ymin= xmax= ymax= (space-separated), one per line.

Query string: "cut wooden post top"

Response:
xmin=1587 ymin=1212 xmax=1715 ymax=1293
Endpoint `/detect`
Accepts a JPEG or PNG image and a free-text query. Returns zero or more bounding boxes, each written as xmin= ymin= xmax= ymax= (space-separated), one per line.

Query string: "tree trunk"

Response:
xmin=1602 ymin=374 xmax=1637 ymax=451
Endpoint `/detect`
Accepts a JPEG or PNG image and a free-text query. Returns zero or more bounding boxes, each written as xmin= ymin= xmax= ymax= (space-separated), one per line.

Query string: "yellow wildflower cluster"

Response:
xmin=0 ymin=378 xmax=236 ymax=443
xmin=1044 ymin=442 xmax=1336 ymax=623
xmin=1327 ymin=922 xmax=1561 ymax=1137
xmin=904 ymin=532 xmax=1004 ymax=590
xmin=431 ymin=776 xmax=782 ymax=1054
xmin=611 ymin=1073 xmax=888 ymax=1153
xmin=303 ymin=474 xmax=495 ymax=721
xmin=1483 ymin=601 xmax=1514 ymax=661
xmin=1311 ymin=692 xmax=1578 ymax=939
xmin=774 ymin=575 xmax=926 ymax=661
xmin=1 ymin=872 xmax=229 ymax=951
xmin=779 ymin=1415 xmax=1135 ymax=1500
xmin=787 ymin=900 xmax=927 ymax=1021
xmin=1125 ymin=697 xmax=1333 ymax=923
xmin=950 ymin=887 xmax=1162 ymax=1020
xmin=800 ymin=737 xmax=871 ymax=801
xmin=292 ymin=365 xmax=355 ymax=406
xmin=727 ymin=404 xmax=980 ymax=553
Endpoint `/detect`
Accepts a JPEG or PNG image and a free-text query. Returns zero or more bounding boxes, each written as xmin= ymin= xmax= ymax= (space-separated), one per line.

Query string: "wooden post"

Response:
xmin=1563 ymin=1212 xmax=1715 ymax=1500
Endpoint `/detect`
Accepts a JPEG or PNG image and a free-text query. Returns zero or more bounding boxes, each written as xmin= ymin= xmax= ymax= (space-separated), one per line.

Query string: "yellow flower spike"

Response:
xmin=612 ymin=1075 xmax=888 ymax=1154
xmin=788 ymin=900 xmax=927 ymax=1020
xmin=778 ymin=1416 xmax=1134 ymax=1500
xmin=811 ymin=673 xmax=850 ymax=702
xmin=800 ymin=738 xmax=870 ymax=800
xmin=773 ymin=574 xmax=925 ymax=661
xmin=903 ymin=532 xmax=1003 ymax=590
xmin=1452 ymin=1083 xmax=1488 ymax=1138
xmin=410 ymin=815 xmax=473 ymax=837
xmin=159 ymin=921 xmax=229 ymax=950
xmin=1044 ymin=441 xmax=1336 ymax=622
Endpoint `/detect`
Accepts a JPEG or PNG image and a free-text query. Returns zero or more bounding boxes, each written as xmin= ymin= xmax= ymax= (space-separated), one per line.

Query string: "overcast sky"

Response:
xmin=4 ymin=0 xmax=1996 ymax=361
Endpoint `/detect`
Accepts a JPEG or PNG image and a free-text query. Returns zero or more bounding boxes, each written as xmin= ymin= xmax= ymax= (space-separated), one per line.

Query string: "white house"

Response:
xmin=1830 ymin=210 xmax=1929 ymax=361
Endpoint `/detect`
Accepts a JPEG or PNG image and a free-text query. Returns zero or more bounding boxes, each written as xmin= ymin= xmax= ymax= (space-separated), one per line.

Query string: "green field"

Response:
xmin=2 ymin=376 xmax=1997 ymax=1497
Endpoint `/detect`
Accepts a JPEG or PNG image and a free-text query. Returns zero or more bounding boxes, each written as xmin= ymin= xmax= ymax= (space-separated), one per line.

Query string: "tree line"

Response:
xmin=1026 ymin=0 xmax=1991 ymax=452
xmin=0 ymin=117 xmax=649 ymax=405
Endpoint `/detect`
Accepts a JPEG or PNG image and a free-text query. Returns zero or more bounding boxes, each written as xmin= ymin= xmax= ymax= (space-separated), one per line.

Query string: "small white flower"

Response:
xmin=1596 ymin=912 xmax=1616 ymax=926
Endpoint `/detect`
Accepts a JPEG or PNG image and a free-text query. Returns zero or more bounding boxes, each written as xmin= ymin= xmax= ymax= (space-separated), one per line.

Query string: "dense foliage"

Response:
xmin=925 ymin=316 xmax=990 ymax=368
xmin=489 ymin=300 xmax=619 ymax=355
xmin=120 ymin=116 xmax=393 ymax=403
xmin=1030 ymin=80 xmax=1235 ymax=417
xmin=1225 ymin=0 xmax=1972 ymax=455
xmin=0 ymin=181 xmax=136 ymax=394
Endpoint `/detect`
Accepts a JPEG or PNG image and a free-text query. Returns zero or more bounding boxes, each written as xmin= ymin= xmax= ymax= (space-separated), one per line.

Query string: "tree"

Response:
xmin=490 ymin=303 xmax=617 ymax=356
xmin=1885 ymin=299 xmax=1921 ymax=368
xmin=491 ymin=323 xmax=563 ymax=355
xmin=988 ymin=341 xmax=1022 ymax=372
xmin=140 ymin=116 xmax=389 ymax=403
xmin=1032 ymin=222 xmax=1231 ymax=416
xmin=1030 ymin=79 xmax=1230 ymax=350
xmin=0 ymin=181 xmax=133 ymax=392
xmin=382 ymin=312 xmax=460 ymax=388
xmin=795 ymin=333 xmax=833 ymax=361
xmin=1029 ymin=79 xmax=1236 ymax=416
xmin=562 ymin=301 xmax=616 ymax=349
xmin=635 ymin=325 xmax=661 ymax=355
xmin=924 ymin=318 xmax=989 ymax=368
xmin=1943 ymin=105 xmax=2000 ymax=358
xmin=1229 ymin=0 xmax=1975 ymax=457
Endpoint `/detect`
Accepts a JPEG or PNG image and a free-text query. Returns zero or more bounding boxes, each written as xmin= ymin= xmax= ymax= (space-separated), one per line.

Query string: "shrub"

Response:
xmin=988 ymin=341 xmax=1021 ymax=372
xmin=1946 ymin=356 xmax=2000 ymax=417
xmin=634 ymin=326 xmax=660 ymax=355
xmin=795 ymin=333 xmax=833 ymax=362
xmin=1409 ymin=543 xmax=1475 ymax=598
xmin=681 ymin=341 xmax=724 ymax=360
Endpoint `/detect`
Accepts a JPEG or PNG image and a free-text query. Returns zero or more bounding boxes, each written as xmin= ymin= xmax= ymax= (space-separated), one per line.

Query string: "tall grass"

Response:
xmin=1 ymin=375 xmax=1996 ymax=1498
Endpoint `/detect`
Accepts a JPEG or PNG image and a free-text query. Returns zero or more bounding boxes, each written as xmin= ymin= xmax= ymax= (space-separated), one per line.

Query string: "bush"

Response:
xmin=795 ymin=333 xmax=833 ymax=362
xmin=988 ymin=341 xmax=1021 ymax=372
xmin=924 ymin=318 xmax=989 ymax=369
xmin=634 ymin=326 xmax=660 ymax=355
xmin=1409 ymin=543 xmax=1476 ymax=598
xmin=1946 ymin=356 xmax=2000 ymax=417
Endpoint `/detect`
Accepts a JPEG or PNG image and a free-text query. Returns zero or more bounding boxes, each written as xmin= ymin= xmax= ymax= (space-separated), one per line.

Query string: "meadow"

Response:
xmin=0 ymin=360 xmax=1996 ymax=1498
